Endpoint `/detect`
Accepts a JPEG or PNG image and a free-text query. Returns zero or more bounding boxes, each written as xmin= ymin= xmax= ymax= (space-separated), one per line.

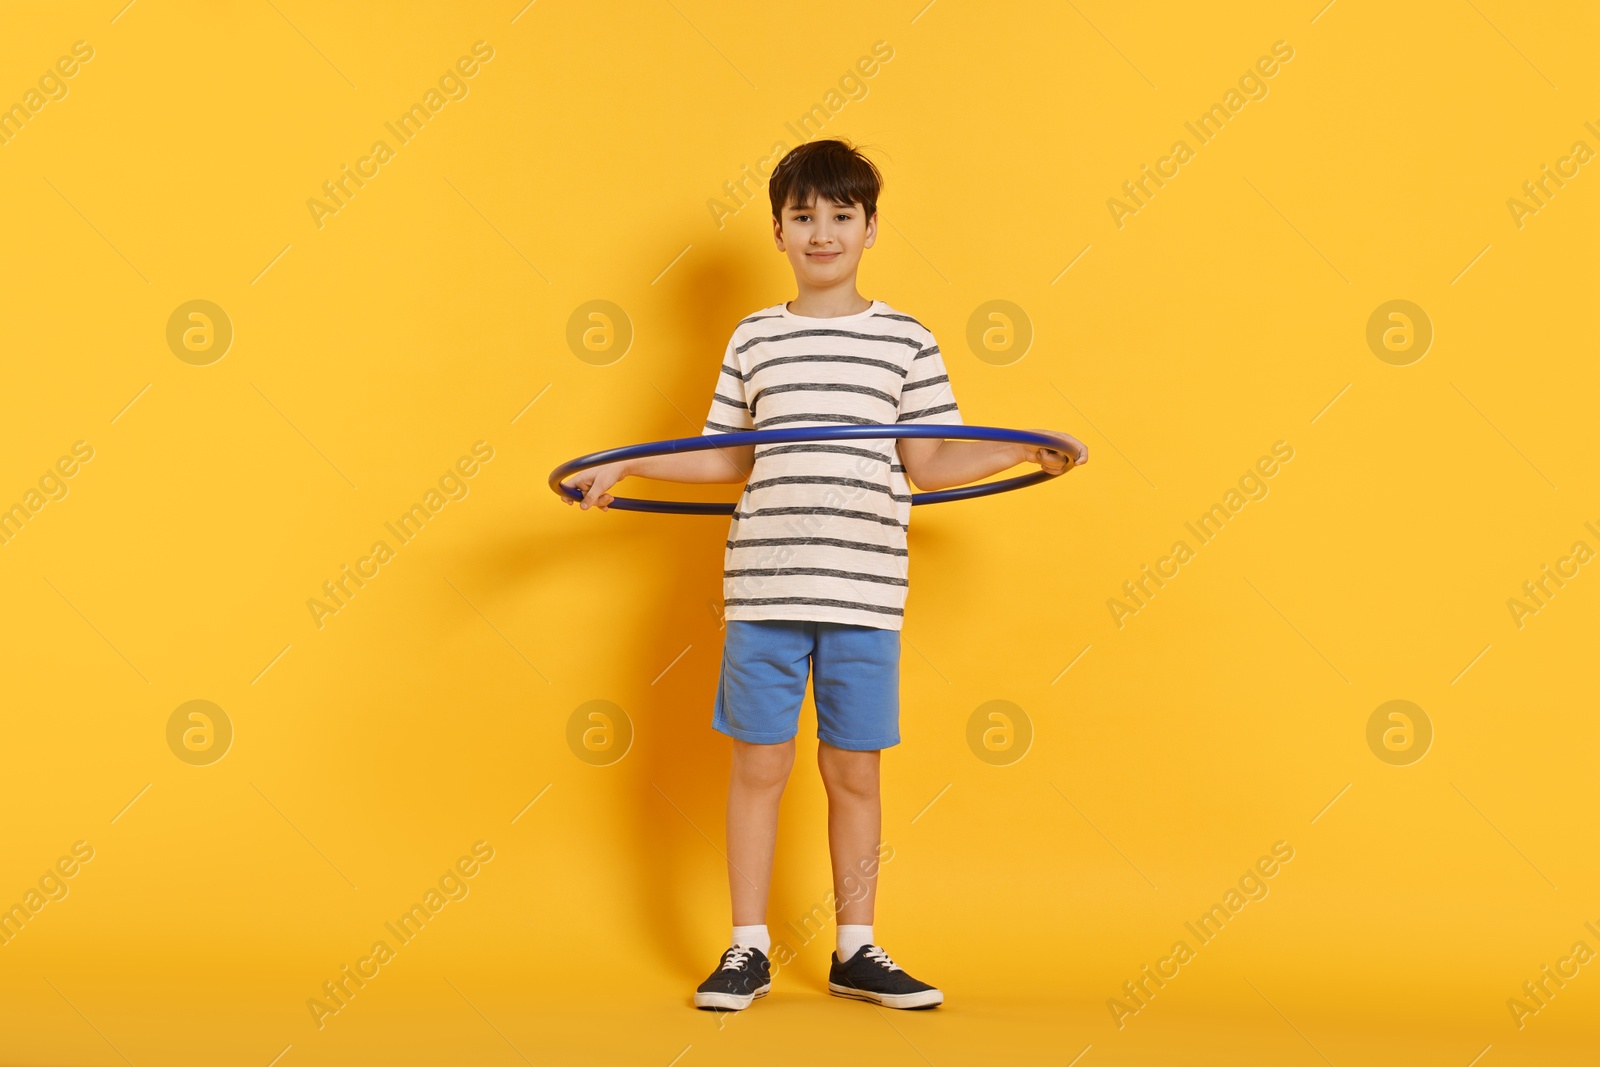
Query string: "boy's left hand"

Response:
xmin=1024 ymin=429 xmax=1088 ymax=475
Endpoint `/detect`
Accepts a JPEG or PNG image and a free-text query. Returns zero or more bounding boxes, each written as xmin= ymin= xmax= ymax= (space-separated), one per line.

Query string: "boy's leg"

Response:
xmin=817 ymin=739 xmax=942 ymax=1008
xmin=711 ymin=620 xmax=813 ymax=928
xmin=726 ymin=737 xmax=796 ymax=925
xmin=697 ymin=621 xmax=810 ymax=1011
xmin=811 ymin=624 xmax=941 ymax=1008
xmin=817 ymin=742 xmax=881 ymax=925
xmin=811 ymin=622 xmax=898 ymax=930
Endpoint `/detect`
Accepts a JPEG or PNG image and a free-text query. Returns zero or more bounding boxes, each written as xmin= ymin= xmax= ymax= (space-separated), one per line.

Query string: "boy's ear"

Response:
xmin=772 ymin=214 xmax=786 ymax=251
xmin=864 ymin=211 xmax=877 ymax=248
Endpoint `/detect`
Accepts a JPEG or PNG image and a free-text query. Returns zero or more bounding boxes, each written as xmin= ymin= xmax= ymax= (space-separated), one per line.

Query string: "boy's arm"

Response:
xmin=893 ymin=329 xmax=1086 ymax=491
xmin=901 ymin=433 xmax=1084 ymax=491
xmin=622 ymin=446 xmax=754 ymax=484
xmin=562 ymin=335 xmax=755 ymax=510
xmin=559 ymin=446 xmax=752 ymax=511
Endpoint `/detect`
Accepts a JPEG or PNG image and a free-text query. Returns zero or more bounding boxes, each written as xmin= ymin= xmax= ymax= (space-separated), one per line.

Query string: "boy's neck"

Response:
xmin=786 ymin=281 xmax=872 ymax=319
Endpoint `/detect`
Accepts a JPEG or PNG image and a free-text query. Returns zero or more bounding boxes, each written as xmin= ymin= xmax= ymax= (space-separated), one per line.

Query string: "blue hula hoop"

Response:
xmin=549 ymin=424 xmax=1073 ymax=515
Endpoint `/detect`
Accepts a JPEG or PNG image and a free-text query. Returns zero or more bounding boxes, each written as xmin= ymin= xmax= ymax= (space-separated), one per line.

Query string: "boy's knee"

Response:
xmin=732 ymin=739 xmax=794 ymax=789
xmin=818 ymin=746 xmax=879 ymax=798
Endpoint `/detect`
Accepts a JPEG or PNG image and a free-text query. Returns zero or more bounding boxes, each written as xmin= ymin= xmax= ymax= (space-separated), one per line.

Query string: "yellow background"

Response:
xmin=2 ymin=1 xmax=1596 ymax=1064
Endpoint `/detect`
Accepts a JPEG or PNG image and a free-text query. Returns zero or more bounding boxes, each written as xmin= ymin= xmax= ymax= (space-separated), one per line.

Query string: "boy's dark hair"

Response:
xmin=769 ymin=138 xmax=882 ymax=222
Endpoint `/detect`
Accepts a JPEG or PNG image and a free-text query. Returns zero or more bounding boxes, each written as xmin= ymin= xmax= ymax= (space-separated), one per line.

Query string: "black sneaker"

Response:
xmin=693 ymin=944 xmax=772 ymax=1011
xmin=829 ymin=944 xmax=943 ymax=1009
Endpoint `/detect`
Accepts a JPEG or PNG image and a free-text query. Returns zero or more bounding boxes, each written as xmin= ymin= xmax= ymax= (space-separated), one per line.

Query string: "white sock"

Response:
xmin=837 ymin=924 xmax=873 ymax=961
xmin=731 ymin=924 xmax=770 ymax=955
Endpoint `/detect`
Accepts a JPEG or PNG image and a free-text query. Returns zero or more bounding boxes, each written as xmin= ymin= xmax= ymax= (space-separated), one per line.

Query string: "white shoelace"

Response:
xmin=722 ymin=946 xmax=754 ymax=971
xmin=864 ymin=946 xmax=902 ymax=971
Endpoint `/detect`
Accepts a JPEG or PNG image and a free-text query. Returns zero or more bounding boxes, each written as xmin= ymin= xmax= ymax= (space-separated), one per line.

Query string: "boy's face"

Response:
xmin=772 ymin=195 xmax=877 ymax=287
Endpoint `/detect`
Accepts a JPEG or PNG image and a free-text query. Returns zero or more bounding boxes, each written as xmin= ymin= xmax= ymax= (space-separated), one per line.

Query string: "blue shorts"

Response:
xmin=712 ymin=620 xmax=901 ymax=750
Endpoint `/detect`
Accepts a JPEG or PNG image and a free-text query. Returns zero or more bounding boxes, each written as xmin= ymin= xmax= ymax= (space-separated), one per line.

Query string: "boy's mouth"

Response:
xmin=808 ymin=251 xmax=841 ymax=261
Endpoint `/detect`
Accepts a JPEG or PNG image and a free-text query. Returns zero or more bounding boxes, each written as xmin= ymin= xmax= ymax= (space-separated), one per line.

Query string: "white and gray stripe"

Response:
xmin=701 ymin=299 xmax=962 ymax=631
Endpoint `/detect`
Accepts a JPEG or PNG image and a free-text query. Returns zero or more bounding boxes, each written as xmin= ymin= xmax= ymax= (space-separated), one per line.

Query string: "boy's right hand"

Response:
xmin=560 ymin=460 xmax=628 ymax=511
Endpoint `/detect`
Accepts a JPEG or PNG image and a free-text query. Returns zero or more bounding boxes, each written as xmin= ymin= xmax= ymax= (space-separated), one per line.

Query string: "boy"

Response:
xmin=562 ymin=138 xmax=1087 ymax=1010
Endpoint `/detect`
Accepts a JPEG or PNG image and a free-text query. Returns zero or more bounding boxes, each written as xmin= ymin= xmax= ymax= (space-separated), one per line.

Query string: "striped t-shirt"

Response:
xmin=701 ymin=299 xmax=962 ymax=631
